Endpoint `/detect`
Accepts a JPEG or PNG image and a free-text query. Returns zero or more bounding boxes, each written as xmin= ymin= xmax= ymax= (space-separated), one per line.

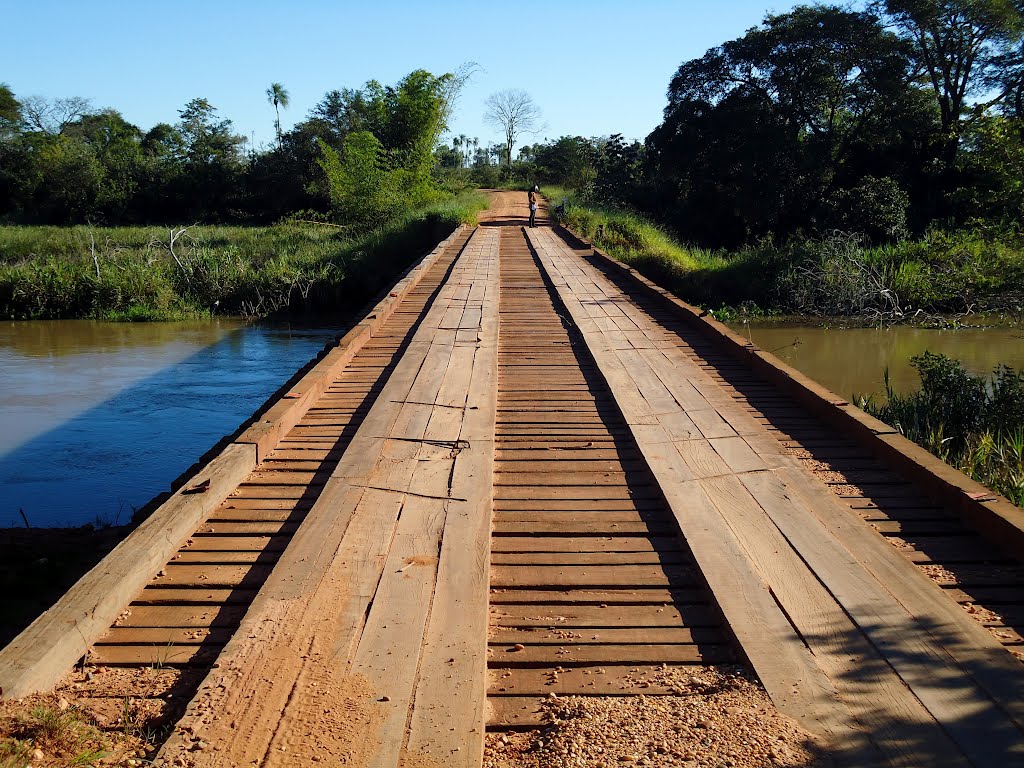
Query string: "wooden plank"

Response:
xmin=0 ymin=443 xmax=256 ymax=698
xmin=491 ymin=564 xmax=693 ymax=588
xmin=114 ymin=604 xmax=248 ymax=627
xmin=526 ymin=228 xmax=879 ymax=763
xmin=349 ymin=243 xmax=489 ymax=767
xmin=772 ymin=463 xmax=1024 ymax=741
xmin=89 ymin=643 xmax=222 ymax=667
xmin=132 ymin=588 xmax=258 ymax=605
xmin=489 ymin=643 xmax=724 ymax=665
xmin=156 ymin=229 xmax=480 ymax=766
xmin=490 ymin=602 xmax=718 ymax=627
xmin=491 ymin=552 xmax=689 ymax=566
xmin=406 ymin=229 xmax=500 ymax=766
xmin=700 ymin=473 xmax=978 ymax=765
xmin=493 ymin=522 xmax=674 ymax=535
xmin=489 ymin=665 xmax=697 ymax=696
xmin=488 ymin=696 xmax=547 ymax=728
xmin=491 ymin=536 xmax=681 ymax=553
xmin=489 ymin=627 xmax=718 ymax=645
xmin=97 ymin=626 xmax=235 ymax=646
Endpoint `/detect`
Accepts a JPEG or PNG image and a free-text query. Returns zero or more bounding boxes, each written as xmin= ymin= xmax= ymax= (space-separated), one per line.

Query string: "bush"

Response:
xmin=857 ymin=353 xmax=1024 ymax=505
xmin=827 ymin=176 xmax=910 ymax=243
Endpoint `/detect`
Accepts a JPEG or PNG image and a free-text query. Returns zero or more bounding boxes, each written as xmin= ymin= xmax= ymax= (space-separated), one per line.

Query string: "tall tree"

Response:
xmin=484 ymin=89 xmax=542 ymax=166
xmin=0 ymin=83 xmax=20 ymax=129
xmin=881 ymin=0 xmax=1024 ymax=159
xmin=266 ymin=82 xmax=290 ymax=149
xmin=648 ymin=5 xmax=925 ymax=245
xmin=18 ymin=95 xmax=92 ymax=134
xmin=176 ymin=98 xmax=246 ymax=217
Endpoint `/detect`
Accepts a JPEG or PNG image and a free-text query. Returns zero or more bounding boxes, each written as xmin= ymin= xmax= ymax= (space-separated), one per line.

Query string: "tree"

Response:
xmin=484 ymin=89 xmax=542 ymax=166
xmin=0 ymin=83 xmax=20 ymax=130
xmin=63 ymin=109 xmax=145 ymax=218
xmin=177 ymin=98 xmax=245 ymax=166
xmin=881 ymin=0 xmax=1024 ymax=160
xmin=648 ymin=5 xmax=927 ymax=245
xmin=534 ymin=136 xmax=599 ymax=190
xmin=19 ymin=95 xmax=92 ymax=134
xmin=266 ymin=82 xmax=290 ymax=148
xmin=317 ymin=132 xmax=401 ymax=230
xmin=175 ymin=98 xmax=246 ymax=218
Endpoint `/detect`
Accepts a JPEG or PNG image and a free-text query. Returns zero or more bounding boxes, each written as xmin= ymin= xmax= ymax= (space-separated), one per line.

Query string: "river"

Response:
xmin=0 ymin=319 xmax=341 ymax=528
xmin=728 ymin=321 xmax=1024 ymax=399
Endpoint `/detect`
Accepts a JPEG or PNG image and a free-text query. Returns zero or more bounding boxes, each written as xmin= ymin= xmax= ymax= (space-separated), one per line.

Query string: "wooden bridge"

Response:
xmin=2 ymin=192 xmax=1024 ymax=766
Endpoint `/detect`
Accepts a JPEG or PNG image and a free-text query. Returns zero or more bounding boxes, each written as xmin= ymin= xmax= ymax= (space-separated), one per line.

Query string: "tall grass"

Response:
xmin=0 ymin=190 xmax=488 ymax=321
xmin=545 ymin=188 xmax=785 ymax=311
xmin=856 ymin=352 xmax=1024 ymax=506
xmin=546 ymin=189 xmax=1024 ymax=317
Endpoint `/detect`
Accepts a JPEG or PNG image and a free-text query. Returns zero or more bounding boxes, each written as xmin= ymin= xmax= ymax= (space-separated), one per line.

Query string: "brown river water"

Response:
xmin=728 ymin=321 xmax=1024 ymax=399
xmin=0 ymin=319 xmax=341 ymax=527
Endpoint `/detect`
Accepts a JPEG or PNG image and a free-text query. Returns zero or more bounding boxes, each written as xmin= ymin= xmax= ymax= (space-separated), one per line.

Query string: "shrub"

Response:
xmin=857 ymin=353 xmax=1024 ymax=505
xmin=827 ymin=176 xmax=910 ymax=243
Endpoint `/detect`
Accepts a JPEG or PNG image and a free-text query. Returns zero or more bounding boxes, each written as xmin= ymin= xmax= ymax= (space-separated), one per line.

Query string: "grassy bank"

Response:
xmin=545 ymin=188 xmax=1024 ymax=319
xmin=0 ymin=190 xmax=489 ymax=321
xmin=856 ymin=353 xmax=1024 ymax=506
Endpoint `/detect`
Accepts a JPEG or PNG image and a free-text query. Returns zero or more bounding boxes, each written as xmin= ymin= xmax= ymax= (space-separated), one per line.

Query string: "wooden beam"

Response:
xmin=0 ymin=443 xmax=255 ymax=698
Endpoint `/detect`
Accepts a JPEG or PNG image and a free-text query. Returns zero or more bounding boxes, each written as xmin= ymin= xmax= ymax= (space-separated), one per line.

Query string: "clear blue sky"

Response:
xmin=2 ymin=0 xmax=805 ymax=152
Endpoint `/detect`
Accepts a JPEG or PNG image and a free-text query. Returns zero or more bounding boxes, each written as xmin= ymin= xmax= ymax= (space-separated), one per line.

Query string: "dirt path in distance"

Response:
xmin=479 ymin=190 xmax=548 ymax=227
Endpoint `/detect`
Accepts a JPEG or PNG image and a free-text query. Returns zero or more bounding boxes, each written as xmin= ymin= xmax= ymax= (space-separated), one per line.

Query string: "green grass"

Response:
xmin=0 ymin=190 xmax=489 ymax=321
xmin=546 ymin=188 xmax=1024 ymax=318
xmin=0 ymin=704 xmax=108 ymax=767
xmin=544 ymin=187 xmax=782 ymax=313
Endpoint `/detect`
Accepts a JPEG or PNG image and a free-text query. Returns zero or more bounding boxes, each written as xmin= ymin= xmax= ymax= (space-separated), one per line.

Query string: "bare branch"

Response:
xmin=484 ymin=89 xmax=542 ymax=166
xmin=20 ymin=95 xmax=93 ymax=133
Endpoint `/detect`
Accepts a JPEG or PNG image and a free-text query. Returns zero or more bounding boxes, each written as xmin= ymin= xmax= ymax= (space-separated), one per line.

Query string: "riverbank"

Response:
xmin=0 ymin=191 xmax=488 ymax=321
xmin=545 ymin=187 xmax=1024 ymax=322
xmin=0 ymin=525 xmax=126 ymax=649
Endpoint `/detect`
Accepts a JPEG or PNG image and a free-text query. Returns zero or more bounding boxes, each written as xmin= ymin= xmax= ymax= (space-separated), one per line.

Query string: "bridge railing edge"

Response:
xmin=0 ymin=224 xmax=469 ymax=699
xmin=557 ymin=224 xmax=1024 ymax=560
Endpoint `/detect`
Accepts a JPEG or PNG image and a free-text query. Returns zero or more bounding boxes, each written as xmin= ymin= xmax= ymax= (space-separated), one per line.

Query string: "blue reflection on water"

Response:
xmin=0 ymin=322 xmax=339 ymax=527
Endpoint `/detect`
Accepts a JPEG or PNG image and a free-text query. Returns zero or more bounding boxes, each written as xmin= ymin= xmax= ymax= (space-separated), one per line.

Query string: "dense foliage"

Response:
xmin=0 ymin=68 xmax=493 ymax=321
xmin=550 ymin=185 xmax=1024 ymax=316
xmin=517 ymin=2 xmax=1024 ymax=254
xmin=0 ymin=69 xmax=468 ymax=230
xmin=857 ymin=353 xmax=1024 ymax=505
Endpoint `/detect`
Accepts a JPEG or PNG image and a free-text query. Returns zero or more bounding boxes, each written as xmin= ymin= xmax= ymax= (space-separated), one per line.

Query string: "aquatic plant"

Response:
xmin=857 ymin=352 xmax=1024 ymax=506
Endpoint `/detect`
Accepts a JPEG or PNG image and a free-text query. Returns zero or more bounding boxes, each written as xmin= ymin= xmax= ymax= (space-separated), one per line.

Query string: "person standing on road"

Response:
xmin=528 ymin=186 xmax=538 ymax=228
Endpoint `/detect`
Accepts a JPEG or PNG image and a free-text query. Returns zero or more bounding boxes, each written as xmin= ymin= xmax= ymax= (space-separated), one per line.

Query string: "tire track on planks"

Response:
xmin=487 ymin=227 xmax=735 ymax=730
xmin=80 ymin=228 xmax=476 ymax=731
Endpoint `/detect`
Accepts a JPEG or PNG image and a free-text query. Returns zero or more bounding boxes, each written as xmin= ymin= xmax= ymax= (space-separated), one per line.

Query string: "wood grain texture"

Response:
xmin=0 ymin=443 xmax=256 ymax=698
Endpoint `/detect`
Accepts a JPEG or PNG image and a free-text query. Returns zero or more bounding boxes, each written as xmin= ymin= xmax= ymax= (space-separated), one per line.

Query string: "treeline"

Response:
xmin=0 ymin=67 xmax=491 ymax=321
xmin=0 ymin=69 xmax=470 ymax=231
xmin=508 ymin=1 xmax=1024 ymax=250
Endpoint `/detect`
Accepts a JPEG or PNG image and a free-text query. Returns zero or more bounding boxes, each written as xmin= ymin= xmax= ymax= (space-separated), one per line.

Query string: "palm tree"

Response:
xmin=265 ymin=82 xmax=290 ymax=149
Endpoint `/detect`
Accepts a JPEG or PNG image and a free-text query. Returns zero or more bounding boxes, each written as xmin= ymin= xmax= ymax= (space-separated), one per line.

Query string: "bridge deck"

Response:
xmin=2 ymin=194 xmax=1024 ymax=767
